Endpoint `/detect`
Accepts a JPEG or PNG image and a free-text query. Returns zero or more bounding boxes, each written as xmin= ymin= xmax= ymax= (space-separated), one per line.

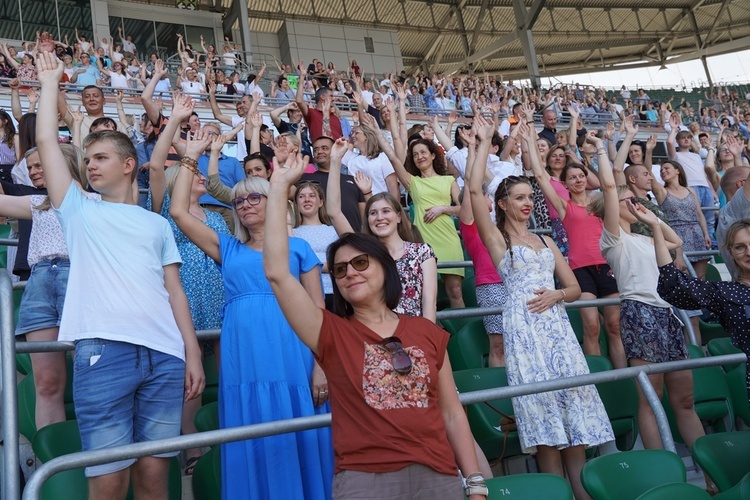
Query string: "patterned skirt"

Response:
xmin=620 ymin=299 xmax=688 ymax=363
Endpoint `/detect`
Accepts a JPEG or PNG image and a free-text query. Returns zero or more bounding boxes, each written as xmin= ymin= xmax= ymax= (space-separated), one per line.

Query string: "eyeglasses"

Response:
xmin=331 ymin=253 xmax=369 ymax=279
xmin=619 ymin=196 xmax=637 ymax=204
xmin=231 ymin=192 xmax=264 ymax=209
xmin=729 ymin=243 xmax=750 ymax=256
xmin=380 ymin=336 xmax=412 ymax=376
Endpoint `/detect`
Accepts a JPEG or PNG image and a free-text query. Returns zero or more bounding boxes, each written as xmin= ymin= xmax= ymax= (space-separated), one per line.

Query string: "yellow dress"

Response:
xmin=409 ymin=174 xmax=464 ymax=277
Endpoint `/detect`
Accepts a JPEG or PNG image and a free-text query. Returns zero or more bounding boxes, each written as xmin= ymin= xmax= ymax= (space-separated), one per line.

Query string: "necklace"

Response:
xmin=507 ymin=230 xmax=536 ymax=248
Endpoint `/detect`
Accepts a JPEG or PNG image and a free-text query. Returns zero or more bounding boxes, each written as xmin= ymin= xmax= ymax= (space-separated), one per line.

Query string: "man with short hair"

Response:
xmin=270 ymin=101 xmax=312 ymax=157
xmin=538 ymin=108 xmax=558 ymax=144
xmin=296 ymin=62 xmax=342 ymax=141
xmin=61 ymin=85 xmax=128 ymax=137
xmin=498 ymin=103 xmax=522 ymax=138
xmin=208 ymin=81 xmax=254 ymax=160
xmin=301 ymin=136 xmax=365 ymax=230
xmin=118 ymin=26 xmax=136 ymax=59
xmin=69 ymin=53 xmax=100 ymax=86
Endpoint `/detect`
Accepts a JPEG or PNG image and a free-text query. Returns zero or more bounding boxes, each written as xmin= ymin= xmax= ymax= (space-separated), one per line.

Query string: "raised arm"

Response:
xmin=520 ymin=120 xmax=567 ymax=218
xmin=114 ymin=90 xmax=133 ymax=126
xmin=270 ymin=101 xmax=295 ymax=128
xmin=295 ymin=61 xmax=309 ymax=115
xmin=644 ymin=133 xmax=657 ymax=174
xmin=169 ymin=130 xmax=222 ymax=263
xmin=150 ymin=93 xmax=194 ymax=214
xmin=326 ymin=137 xmax=356 ymax=235
xmin=264 ymin=153 xmax=324 ymax=354
xmin=0 ymin=195 xmax=34 ymax=220
xmin=141 ymin=59 xmax=169 ymax=126
xmin=666 ymin=113 xmax=679 ymax=158
xmin=468 ymin=115 xmax=506 ymax=265
xmin=594 ymin=134 xmax=621 ymax=237
xmin=36 ymin=52 xmax=72 ymax=208
xmin=430 ymin=115 xmax=454 ymax=151
xmin=207 ymin=80 xmax=233 ymax=127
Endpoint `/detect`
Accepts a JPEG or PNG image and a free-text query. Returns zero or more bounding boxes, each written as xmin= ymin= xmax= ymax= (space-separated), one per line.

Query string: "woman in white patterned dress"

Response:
xmin=468 ymin=117 xmax=613 ymax=500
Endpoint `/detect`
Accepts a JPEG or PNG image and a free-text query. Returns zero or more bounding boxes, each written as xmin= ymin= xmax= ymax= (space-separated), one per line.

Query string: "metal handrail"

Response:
xmin=21 ymin=352 xmax=747 ymax=500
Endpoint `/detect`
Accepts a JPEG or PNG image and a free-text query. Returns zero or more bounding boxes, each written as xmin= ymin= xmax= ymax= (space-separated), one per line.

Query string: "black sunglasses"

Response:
xmin=380 ymin=336 xmax=412 ymax=376
xmin=331 ymin=253 xmax=369 ymax=279
xmin=231 ymin=192 xmax=265 ymax=209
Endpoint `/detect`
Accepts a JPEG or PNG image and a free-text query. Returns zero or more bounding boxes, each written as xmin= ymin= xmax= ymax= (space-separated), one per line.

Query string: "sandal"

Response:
xmin=184 ymin=456 xmax=201 ymax=476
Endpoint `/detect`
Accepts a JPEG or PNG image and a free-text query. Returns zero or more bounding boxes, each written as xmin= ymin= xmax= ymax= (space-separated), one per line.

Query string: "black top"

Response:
xmin=0 ymin=181 xmax=46 ymax=280
xmin=300 ymin=170 xmax=364 ymax=232
xmin=657 ymin=262 xmax=749 ymax=403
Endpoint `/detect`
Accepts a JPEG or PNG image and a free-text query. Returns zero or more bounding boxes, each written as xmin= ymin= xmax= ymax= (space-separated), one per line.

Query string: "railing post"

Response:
xmin=636 ymin=370 xmax=676 ymax=453
xmin=0 ymin=272 xmax=20 ymax=500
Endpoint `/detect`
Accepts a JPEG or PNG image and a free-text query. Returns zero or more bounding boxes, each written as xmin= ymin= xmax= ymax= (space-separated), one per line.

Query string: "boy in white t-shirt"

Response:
xmin=36 ymin=52 xmax=204 ymax=499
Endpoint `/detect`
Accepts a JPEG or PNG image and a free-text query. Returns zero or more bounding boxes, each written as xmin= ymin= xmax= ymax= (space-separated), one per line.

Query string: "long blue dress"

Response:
xmin=218 ymin=234 xmax=334 ymax=500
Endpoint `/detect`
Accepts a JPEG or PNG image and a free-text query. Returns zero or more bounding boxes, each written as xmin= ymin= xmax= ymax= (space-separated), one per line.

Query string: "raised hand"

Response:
xmin=249 ymin=111 xmax=263 ymax=128
xmin=395 ymin=82 xmax=407 ymax=101
xmin=35 ymin=51 xmax=64 ymax=85
xmin=171 ymin=93 xmax=195 ymax=122
xmin=210 ymin=134 xmax=227 ymax=153
xmin=646 ymin=134 xmax=658 ymax=152
xmin=68 ymin=105 xmax=84 ymax=124
xmin=184 ymin=127 xmax=212 ymax=159
xmin=457 ymin=126 xmax=475 ymax=148
xmin=24 ymin=88 xmax=39 ymax=105
xmin=298 ymin=60 xmax=307 ymax=77
xmin=520 ymin=102 xmax=534 ymax=122
xmin=153 ymin=59 xmax=168 ymax=80
xmin=353 ymin=171 xmax=372 ymax=194
xmin=726 ymin=134 xmax=744 ymax=157
xmin=330 ymin=137 xmax=348 ymax=162
xmin=116 ymin=89 xmax=125 ymax=104
xmin=623 ymin=114 xmax=638 ymax=136
xmin=626 ymin=199 xmax=658 ymax=226
xmin=473 ymin=114 xmax=494 ymax=140
xmin=270 ymin=152 xmax=308 ymax=187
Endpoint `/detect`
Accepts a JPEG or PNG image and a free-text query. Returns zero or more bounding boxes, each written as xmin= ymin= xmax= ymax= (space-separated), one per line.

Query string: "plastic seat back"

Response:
xmin=726 ymin=364 xmax=750 ymax=427
xmin=485 ymin=473 xmax=574 ymax=499
xmin=452 ymin=367 xmax=522 ymax=462
xmin=440 ymin=311 xmax=479 ymax=337
xmin=202 ymin=354 xmax=219 ymax=405
xmin=32 ymin=420 xmax=183 ymax=500
xmin=586 ymin=355 xmax=639 ymax=450
xmin=581 ymin=450 xmax=687 ymax=500
xmin=636 ymin=482 xmax=711 ymax=499
xmin=194 ymin=401 xmax=220 ymax=433
xmin=192 ymin=446 xmax=221 ymax=500
xmin=461 ymin=274 xmax=478 ymax=308
xmin=17 ymin=355 xmax=76 ymax=442
xmin=447 ymin=320 xmax=489 ymax=370
xmin=691 ymin=431 xmax=750 ymax=492
xmin=706 ymin=338 xmax=743 ymax=372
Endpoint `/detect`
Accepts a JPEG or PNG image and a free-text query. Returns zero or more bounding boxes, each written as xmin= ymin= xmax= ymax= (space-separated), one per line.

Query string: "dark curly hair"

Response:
xmin=404 ymin=138 xmax=447 ymax=177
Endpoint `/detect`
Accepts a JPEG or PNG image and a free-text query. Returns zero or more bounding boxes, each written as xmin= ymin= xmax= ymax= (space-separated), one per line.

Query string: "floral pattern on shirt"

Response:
xmin=362 ymin=342 xmax=431 ymax=410
xmin=394 ymin=241 xmax=436 ymax=316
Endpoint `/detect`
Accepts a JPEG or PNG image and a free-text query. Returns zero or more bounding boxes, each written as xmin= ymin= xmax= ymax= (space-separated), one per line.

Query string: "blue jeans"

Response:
xmin=692 ymin=184 xmax=717 ymax=247
xmin=73 ymin=339 xmax=184 ymax=477
xmin=15 ymin=258 xmax=69 ymax=335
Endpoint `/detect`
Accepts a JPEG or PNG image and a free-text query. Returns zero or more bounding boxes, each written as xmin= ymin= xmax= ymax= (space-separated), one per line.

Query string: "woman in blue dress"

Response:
xmin=147 ymin=96 xmax=230 ymax=473
xmin=170 ymin=126 xmax=333 ymax=499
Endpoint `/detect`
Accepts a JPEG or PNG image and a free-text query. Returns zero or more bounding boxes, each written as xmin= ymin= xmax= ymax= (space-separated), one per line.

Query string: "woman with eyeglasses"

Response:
xmin=264 ymin=152 xmax=490 ymax=500
xmin=97 ymin=58 xmax=133 ymax=90
xmin=589 ymin=141 xmax=706 ymax=454
xmin=470 ymin=117 xmax=613 ymax=500
xmin=654 ymin=219 xmax=750 ymax=407
xmin=170 ymin=132 xmax=334 ymax=499
xmin=146 ymin=95 xmax=230 ymax=474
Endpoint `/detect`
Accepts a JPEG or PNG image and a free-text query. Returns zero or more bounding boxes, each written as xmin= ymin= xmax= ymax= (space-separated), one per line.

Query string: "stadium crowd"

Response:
xmin=0 ymin=31 xmax=749 ymax=500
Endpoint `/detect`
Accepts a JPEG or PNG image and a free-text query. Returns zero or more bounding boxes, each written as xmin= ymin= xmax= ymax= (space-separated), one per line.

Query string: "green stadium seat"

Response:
xmin=706 ymin=263 xmax=723 ymax=282
xmin=17 ymin=354 xmax=76 ymax=442
xmin=452 ymin=367 xmax=522 ymax=463
xmin=16 ymin=353 xmax=32 ymax=376
xmin=192 ymin=446 xmax=221 ymax=500
xmin=202 ymin=354 xmax=219 ymax=405
xmin=461 ymin=274 xmax=478 ymax=308
xmin=662 ymin=344 xmax=735 ymax=442
xmin=482 ymin=473 xmax=574 ymax=499
xmin=581 ymin=450 xmax=687 ymax=500
xmin=586 ymin=355 xmax=639 ymax=451
xmin=32 ymin=420 xmax=183 ymax=500
xmin=194 ymin=401 xmax=220 ymax=433
xmin=706 ymin=338 xmax=743 ymax=372
xmin=440 ymin=312 xmax=480 ymax=337
xmin=712 ymin=472 xmax=750 ymax=500
xmin=447 ymin=320 xmax=489 ymax=370
xmin=699 ymin=318 xmax=729 ymax=345
xmin=691 ymin=431 xmax=750 ymax=492
xmin=565 ymin=309 xmax=608 ymax=356
xmin=635 ymin=482 xmax=711 ymax=499
xmin=726 ymin=364 xmax=750 ymax=427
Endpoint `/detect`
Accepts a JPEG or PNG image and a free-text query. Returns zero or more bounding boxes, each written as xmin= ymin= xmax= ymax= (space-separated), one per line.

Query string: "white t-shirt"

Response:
xmin=671 ymin=151 xmax=711 ymax=188
xmin=600 ymin=228 xmax=672 ymax=308
xmin=54 ymin=183 xmax=185 ymax=360
xmin=342 ymin=151 xmax=395 ymax=195
xmin=232 ymin=115 xmax=247 ymax=160
xmin=109 ymin=72 xmax=129 ymax=89
xmin=181 ymin=80 xmax=204 ymax=97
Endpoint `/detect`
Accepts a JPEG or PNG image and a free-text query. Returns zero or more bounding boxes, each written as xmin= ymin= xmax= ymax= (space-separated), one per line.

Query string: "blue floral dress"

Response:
xmin=498 ymin=241 xmax=614 ymax=453
xmin=153 ymin=192 xmax=228 ymax=333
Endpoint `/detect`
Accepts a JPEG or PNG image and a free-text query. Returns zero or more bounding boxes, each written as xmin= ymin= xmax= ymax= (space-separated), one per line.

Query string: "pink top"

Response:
xmin=545 ymin=177 xmax=570 ymax=219
xmin=562 ymin=200 xmax=606 ymax=270
xmin=459 ymin=220 xmax=502 ymax=286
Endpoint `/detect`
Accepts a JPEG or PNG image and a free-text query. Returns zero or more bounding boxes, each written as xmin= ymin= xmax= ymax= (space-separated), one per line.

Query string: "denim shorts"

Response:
xmin=73 ymin=339 xmax=185 ymax=477
xmin=15 ymin=258 xmax=69 ymax=336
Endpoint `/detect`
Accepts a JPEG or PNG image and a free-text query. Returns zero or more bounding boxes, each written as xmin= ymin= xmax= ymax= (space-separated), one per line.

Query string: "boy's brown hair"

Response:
xmin=83 ymin=130 xmax=139 ymax=182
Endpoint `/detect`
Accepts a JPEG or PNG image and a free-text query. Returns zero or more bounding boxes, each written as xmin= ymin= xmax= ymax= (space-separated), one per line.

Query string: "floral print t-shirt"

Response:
xmin=394 ymin=241 xmax=436 ymax=317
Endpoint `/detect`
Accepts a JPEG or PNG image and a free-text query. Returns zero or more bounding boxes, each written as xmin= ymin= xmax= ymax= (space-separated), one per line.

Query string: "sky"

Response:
xmin=541 ymin=49 xmax=750 ymax=91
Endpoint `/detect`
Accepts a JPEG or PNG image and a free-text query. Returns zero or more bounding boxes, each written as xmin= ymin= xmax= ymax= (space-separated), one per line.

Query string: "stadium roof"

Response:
xmin=104 ymin=0 xmax=750 ymax=82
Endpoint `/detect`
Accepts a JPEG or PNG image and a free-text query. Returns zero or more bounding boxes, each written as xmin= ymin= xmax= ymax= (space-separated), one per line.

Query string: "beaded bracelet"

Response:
xmin=178 ymin=161 xmax=200 ymax=176
xmin=180 ymin=156 xmax=198 ymax=169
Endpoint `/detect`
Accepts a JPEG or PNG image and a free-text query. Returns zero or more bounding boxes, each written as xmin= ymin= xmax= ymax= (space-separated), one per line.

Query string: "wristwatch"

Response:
xmin=465 ymin=484 xmax=489 ymax=497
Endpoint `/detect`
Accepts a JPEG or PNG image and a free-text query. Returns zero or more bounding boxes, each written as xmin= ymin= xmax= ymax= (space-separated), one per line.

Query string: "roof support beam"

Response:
xmin=512 ymin=0 xmax=541 ymax=88
xmin=526 ymin=0 xmax=546 ymax=30
xmin=441 ymin=31 xmax=518 ymax=74
xmin=469 ymin=0 xmax=490 ymax=55
xmin=703 ymin=0 xmax=730 ymax=48
xmin=454 ymin=4 xmax=472 ymax=58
